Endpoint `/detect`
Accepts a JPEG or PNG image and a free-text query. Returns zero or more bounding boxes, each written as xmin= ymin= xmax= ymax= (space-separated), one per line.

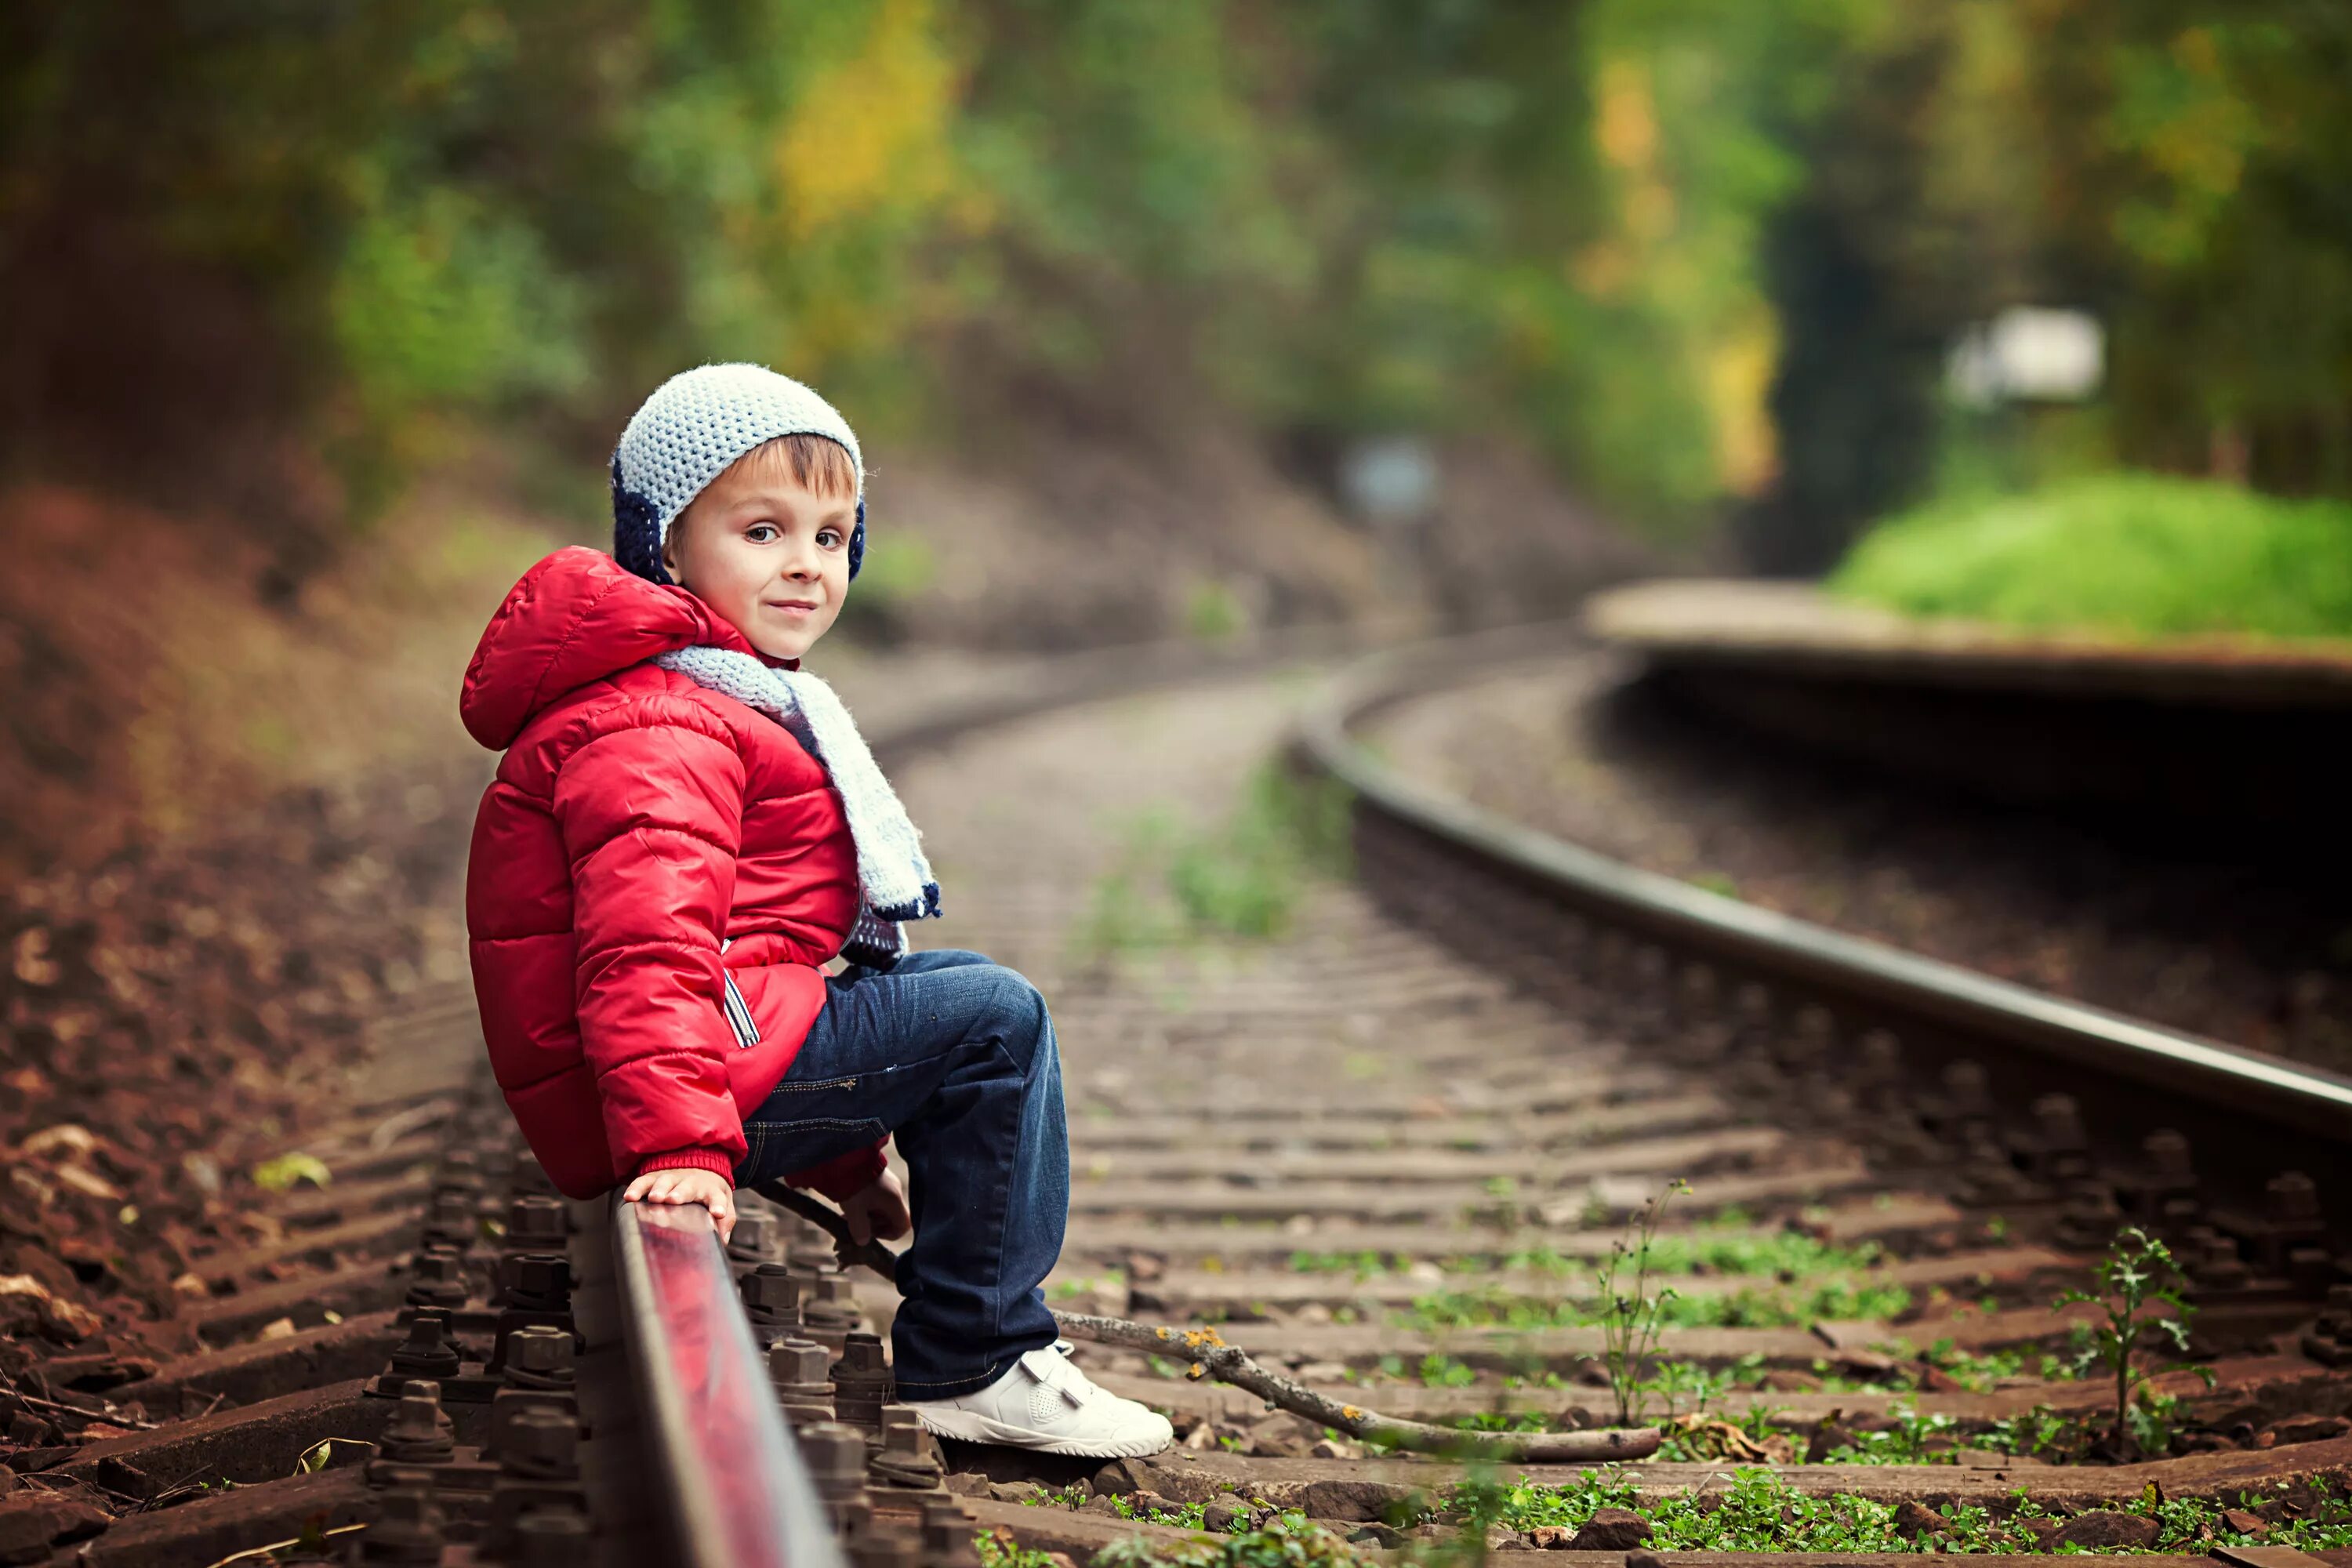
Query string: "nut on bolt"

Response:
xmin=381 ymin=1381 xmax=456 ymax=1463
xmin=360 ymin=1485 xmax=448 ymax=1563
xmin=503 ymin=1324 xmax=575 ymax=1387
xmin=514 ymin=1508 xmax=593 ymax=1567
xmin=388 ymin=1308 xmax=463 ymax=1381
xmin=728 ymin=1207 xmax=781 ymax=1264
xmin=769 ymin=1335 xmax=835 ymax=1424
xmin=498 ymin=1251 xmax=572 ymax=1310
xmin=406 ymin=1247 xmax=470 ymax=1308
xmin=506 ymin=1195 xmax=568 ymax=1251
xmin=497 ymin=1406 xmax=580 ymax=1480
xmin=832 ymin=1331 xmax=893 ymax=1434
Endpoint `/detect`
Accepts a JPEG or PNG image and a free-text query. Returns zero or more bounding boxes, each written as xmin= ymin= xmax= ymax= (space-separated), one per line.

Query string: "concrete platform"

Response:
xmin=1586 ymin=579 xmax=2352 ymax=710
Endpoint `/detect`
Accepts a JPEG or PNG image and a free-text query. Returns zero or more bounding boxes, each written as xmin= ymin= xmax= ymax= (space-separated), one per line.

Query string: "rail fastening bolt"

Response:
xmin=2143 ymin=1129 xmax=2194 ymax=1179
xmin=382 ymin=1381 xmax=456 ymax=1463
xmin=506 ymin=1195 xmax=568 ymax=1250
xmin=2267 ymin=1171 xmax=2319 ymax=1221
xmin=514 ymin=1506 xmax=592 ymax=1568
xmin=728 ymin=1208 xmax=780 ymax=1263
xmin=389 ymin=1308 xmax=463 ymax=1380
xmin=407 ymin=1247 xmax=470 ymax=1308
xmin=361 ymin=1485 xmax=447 ymax=1564
xmin=498 ymin=1406 xmax=580 ymax=1480
xmin=499 ymin=1251 xmax=572 ymax=1310
xmin=504 ymin=1323 xmax=575 ymax=1387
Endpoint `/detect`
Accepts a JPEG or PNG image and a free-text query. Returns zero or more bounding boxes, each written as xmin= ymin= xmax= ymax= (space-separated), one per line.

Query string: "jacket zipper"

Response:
xmin=718 ymin=937 xmax=759 ymax=1049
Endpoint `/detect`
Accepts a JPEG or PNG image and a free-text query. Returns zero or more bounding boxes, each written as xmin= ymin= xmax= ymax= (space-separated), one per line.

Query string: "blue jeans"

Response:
xmin=734 ymin=949 xmax=1068 ymax=1398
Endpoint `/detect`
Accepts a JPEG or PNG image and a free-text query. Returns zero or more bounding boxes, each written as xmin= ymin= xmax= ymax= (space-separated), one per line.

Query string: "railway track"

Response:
xmin=5 ymin=636 xmax=2350 ymax=1566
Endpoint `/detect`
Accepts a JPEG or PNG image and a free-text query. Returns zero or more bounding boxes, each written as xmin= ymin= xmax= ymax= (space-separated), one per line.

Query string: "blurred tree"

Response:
xmin=2034 ymin=0 xmax=2352 ymax=494
xmin=2 ymin=0 xmax=2343 ymax=573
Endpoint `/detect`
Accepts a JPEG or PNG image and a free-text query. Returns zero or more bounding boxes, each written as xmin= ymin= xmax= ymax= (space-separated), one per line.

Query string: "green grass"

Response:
xmin=1069 ymin=764 xmax=1353 ymax=960
xmin=1830 ymin=474 xmax=2352 ymax=642
xmin=1463 ymin=1469 xmax=2352 ymax=1554
xmin=1397 ymin=1275 xmax=1911 ymax=1333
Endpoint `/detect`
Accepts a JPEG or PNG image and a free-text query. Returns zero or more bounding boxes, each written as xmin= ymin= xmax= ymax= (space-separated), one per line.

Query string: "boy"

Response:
xmin=461 ymin=363 xmax=1171 ymax=1457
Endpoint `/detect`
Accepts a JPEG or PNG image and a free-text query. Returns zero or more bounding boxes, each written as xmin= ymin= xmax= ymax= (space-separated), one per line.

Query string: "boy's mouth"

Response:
xmin=765 ymin=599 xmax=821 ymax=616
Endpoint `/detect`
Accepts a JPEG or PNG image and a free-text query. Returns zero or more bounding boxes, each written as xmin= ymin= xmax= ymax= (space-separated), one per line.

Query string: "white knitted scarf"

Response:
xmin=653 ymin=648 xmax=941 ymax=935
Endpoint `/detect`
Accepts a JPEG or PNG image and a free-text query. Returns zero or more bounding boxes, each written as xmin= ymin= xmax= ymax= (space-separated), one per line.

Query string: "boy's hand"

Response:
xmin=839 ymin=1169 xmax=910 ymax=1247
xmin=622 ymin=1166 xmax=738 ymax=1243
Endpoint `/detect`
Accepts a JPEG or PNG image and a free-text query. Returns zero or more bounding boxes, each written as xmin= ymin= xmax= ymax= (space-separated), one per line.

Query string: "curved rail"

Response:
xmin=612 ymin=1196 xmax=846 ymax=1568
xmin=1298 ymin=646 xmax=2352 ymax=1228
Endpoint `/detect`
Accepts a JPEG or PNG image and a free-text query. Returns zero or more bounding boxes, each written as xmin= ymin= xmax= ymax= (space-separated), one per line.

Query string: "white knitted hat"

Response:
xmin=611 ymin=362 xmax=866 ymax=583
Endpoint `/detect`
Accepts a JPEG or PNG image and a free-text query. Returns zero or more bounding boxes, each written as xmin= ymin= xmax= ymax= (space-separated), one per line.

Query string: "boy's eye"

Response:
xmin=746 ymin=524 xmax=779 ymax=543
xmin=817 ymin=528 xmax=843 ymax=548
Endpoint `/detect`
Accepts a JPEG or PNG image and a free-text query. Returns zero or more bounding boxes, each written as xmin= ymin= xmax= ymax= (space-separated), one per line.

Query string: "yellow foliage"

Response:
xmin=1705 ymin=310 xmax=1780 ymax=498
xmin=1595 ymin=58 xmax=1657 ymax=172
xmin=774 ymin=0 xmax=962 ymax=245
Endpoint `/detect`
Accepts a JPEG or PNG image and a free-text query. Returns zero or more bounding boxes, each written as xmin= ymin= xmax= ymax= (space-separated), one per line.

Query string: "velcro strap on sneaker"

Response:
xmin=1020 ymin=1347 xmax=1097 ymax=1409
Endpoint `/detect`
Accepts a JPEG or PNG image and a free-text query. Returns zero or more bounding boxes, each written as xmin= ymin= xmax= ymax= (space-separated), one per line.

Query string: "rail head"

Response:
xmin=612 ymin=1196 xmax=845 ymax=1568
xmin=1299 ymin=651 xmax=2352 ymax=1145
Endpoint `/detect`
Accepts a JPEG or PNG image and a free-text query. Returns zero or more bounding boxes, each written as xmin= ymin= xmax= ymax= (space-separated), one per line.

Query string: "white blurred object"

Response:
xmin=1947 ymin=307 xmax=2104 ymax=407
xmin=1338 ymin=436 xmax=1439 ymax=526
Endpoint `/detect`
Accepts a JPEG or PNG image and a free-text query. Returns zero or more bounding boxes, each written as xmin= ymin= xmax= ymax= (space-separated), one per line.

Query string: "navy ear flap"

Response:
xmin=848 ymin=497 xmax=866 ymax=581
xmin=611 ymin=456 xmax=673 ymax=585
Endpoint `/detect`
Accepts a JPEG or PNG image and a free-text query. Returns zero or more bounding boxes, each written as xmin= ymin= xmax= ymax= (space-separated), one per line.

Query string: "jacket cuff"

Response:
xmin=781 ymin=1141 xmax=888 ymax=1203
xmin=635 ymin=1149 xmax=738 ymax=1183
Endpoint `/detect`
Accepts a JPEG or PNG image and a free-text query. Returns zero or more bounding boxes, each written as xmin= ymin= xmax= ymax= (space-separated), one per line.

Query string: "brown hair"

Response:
xmin=713 ymin=432 xmax=858 ymax=501
xmin=667 ymin=434 xmax=859 ymax=568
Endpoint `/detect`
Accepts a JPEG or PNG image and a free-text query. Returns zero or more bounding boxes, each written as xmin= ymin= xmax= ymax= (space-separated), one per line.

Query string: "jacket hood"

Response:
xmin=460 ymin=547 xmax=765 ymax=750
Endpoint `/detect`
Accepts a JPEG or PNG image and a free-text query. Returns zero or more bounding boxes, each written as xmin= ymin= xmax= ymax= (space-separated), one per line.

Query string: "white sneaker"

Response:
xmin=905 ymin=1343 xmax=1174 ymax=1457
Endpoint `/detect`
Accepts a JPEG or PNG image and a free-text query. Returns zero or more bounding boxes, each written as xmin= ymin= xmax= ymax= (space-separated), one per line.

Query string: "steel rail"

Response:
xmin=611 ymin=1196 xmax=846 ymax=1568
xmin=1298 ymin=647 xmax=2352 ymax=1161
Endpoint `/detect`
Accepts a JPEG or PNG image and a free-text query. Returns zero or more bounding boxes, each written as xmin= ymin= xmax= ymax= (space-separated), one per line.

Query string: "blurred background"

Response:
xmin=2 ymin=0 xmax=2348 ymax=877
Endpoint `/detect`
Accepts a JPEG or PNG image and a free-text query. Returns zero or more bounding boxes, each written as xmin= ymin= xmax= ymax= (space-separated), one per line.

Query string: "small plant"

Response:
xmin=1594 ymin=1178 xmax=1689 ymax=1425
xmin=1069 ymin=765 xmax=1352 ymax=961
xmin=1417 ymin=1353 xmax=1478 ymax=1388
xmin=975 ymin=1529 xmax=1058 ymax=1568
xmin=2053 ymin=1226 xmax=2207 ymax=1455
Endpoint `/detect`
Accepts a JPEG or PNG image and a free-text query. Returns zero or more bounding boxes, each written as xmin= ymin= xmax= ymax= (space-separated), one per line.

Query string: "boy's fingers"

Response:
xmin=622 ymin=1174 xmax=653 ymax=1202
xmin=845 ymin=1203 xmax=873 ymax=1247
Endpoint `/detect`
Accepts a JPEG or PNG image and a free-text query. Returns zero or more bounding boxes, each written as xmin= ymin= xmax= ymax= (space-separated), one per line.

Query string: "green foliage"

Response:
xmin=2052 ymin=1226 xmax=2207 ymax=1454
xmin=1835 ymin=474 xmax=2352 ymax=641
xmin=1184 ymin=581 xmax=1247 ymax=645
xmin=1628 ymin=1216 xmax=1884 ymax=1279
xmin=1592 ymin=1178 xmax=1686 ymax=1425
xmin=1400 ymin=1275 xmax=1910 ymax=1336
xmin=1458 ymin=1471 xmax=2352 ymax=1554
xmin=1417 ymin=1355 xmax=1478 ymax=1389
xmin=1072 ymin=764 xmax=1352 ymax=959
xmin=1091 ymin=1519 xmax=1363 ymax=1568
xmin=16 ymin=0 xmax=2347 ymax=568
xmin=976 ymin=1531 xmax=1059 ymax=1568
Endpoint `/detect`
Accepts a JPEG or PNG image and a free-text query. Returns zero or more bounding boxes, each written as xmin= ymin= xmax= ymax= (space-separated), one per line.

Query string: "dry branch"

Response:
xmin=755 ymin=1181 xmax=1661 ymax=1465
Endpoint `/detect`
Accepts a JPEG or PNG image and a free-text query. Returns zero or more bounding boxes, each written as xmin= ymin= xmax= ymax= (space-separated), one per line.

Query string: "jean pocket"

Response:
xmin=741 ymin=1116 xmax=887 ymax=1186
xmin=771 ymin=1074 xmax=859 ymax=1094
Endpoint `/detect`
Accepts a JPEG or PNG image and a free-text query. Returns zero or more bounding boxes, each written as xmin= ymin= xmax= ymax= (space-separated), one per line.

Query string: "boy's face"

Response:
xmin=662 ymin=461 xmax=853 ymax=662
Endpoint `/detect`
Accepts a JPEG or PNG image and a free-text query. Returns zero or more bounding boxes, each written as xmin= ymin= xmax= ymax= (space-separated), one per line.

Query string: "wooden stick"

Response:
xmin=753 ymin=1181 xmax=1660 ymax=1465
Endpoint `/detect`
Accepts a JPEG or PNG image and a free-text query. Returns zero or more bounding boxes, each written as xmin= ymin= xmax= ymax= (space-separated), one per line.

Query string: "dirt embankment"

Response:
xmin=0 ymin=480 xmax=556 ymax=883
xmin=0 ymin=477 xmax=549 ymax=1363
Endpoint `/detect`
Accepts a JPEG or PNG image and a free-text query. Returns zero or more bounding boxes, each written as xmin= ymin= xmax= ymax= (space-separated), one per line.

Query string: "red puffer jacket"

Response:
xmin=460 ymin=546 xmax=887 ymax=1201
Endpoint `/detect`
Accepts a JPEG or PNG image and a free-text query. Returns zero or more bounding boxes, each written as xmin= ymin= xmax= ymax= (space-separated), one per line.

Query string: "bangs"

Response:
xmin=728 ymin=432 xmax=859 ymax=500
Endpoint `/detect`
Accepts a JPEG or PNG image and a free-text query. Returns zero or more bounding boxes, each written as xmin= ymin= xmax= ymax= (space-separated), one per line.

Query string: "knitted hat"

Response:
xmin=611 ymin=362 xmax=866 ymax=585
